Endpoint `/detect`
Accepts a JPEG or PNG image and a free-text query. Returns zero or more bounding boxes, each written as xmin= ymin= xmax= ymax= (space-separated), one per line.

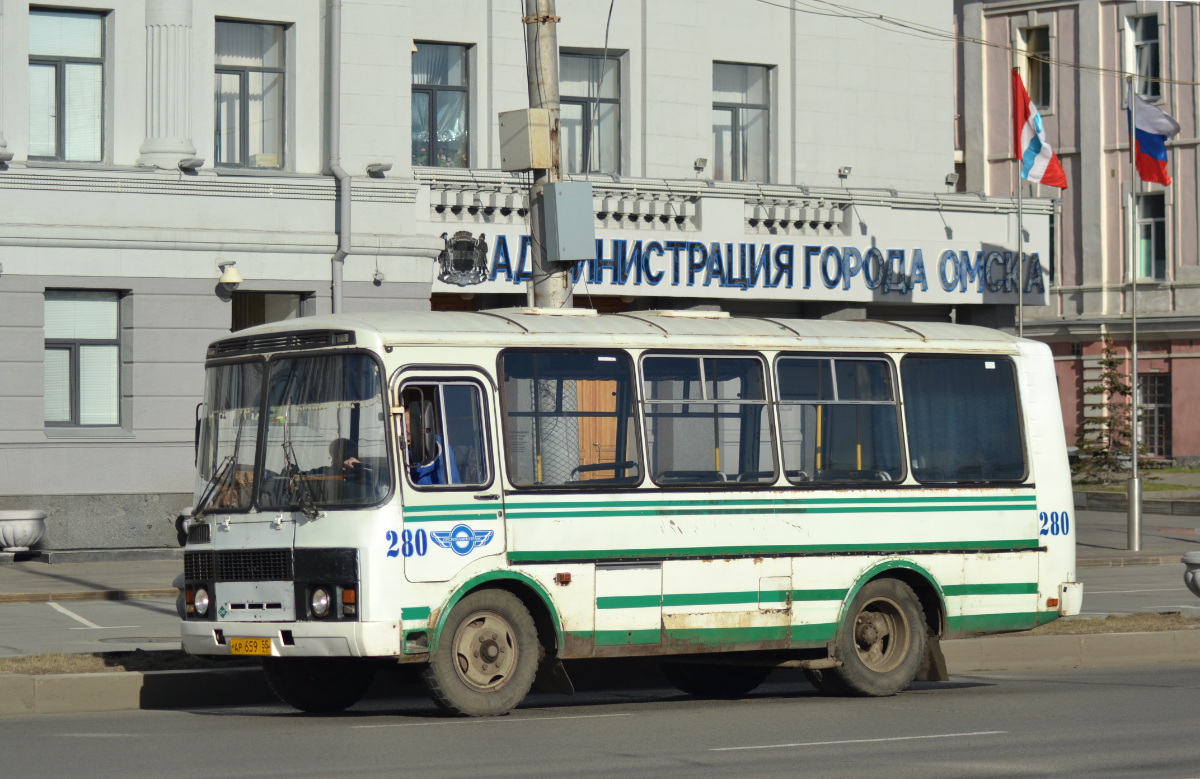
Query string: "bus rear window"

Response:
xmin=901 ymin=356 xmax=1026 ymax=484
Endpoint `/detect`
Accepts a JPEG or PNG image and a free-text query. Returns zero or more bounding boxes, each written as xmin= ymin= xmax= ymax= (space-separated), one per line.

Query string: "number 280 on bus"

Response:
xmin=181 ymin=308 xmax=1080 ymax=716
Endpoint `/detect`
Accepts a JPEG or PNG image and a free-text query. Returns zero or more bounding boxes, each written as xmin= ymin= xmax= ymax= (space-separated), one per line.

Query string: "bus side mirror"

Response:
xmin=407 ymin=400 xmax=437 ymax=465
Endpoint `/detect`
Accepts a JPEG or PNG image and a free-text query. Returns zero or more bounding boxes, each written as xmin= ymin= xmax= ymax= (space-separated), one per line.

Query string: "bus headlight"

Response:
xmin=193 ymin=586 xmax=211 ymax=618
xmin=311 ymin=587 xmax=332 ymax=618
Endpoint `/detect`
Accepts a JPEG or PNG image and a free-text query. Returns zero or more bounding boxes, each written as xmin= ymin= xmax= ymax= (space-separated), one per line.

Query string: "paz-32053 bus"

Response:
xmin=180 ymin=308 xmax=1080 ymax=715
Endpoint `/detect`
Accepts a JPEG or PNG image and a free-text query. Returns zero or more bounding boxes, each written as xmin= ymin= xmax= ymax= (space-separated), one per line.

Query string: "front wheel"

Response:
xmin=422 ymin=589 xmax=540 ymax=716
xmin=827 ymin=578 xmax=927 ymax=697
xmin=262 ymin=657 xmax=376 ymax=714
xmin=661 ymin=662 xmax=771 ymax=698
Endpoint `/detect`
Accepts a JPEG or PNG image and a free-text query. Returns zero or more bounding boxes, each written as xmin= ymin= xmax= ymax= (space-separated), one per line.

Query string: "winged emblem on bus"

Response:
xmin=430 ymin=523 xmax=494 ymax=556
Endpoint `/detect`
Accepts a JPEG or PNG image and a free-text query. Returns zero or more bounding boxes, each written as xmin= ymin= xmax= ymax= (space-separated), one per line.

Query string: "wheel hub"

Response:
xmin=453 ymin=612 xmax=517 ymax=691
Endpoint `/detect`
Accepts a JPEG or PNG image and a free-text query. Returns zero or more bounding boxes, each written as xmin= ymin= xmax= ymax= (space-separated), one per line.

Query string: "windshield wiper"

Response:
xmin=194 ymin=455 xmax=234 ymax=520
xmin=282 ymin=440 xmax=322 ymax=520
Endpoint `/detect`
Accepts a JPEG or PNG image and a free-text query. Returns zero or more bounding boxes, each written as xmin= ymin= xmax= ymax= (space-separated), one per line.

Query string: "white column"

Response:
xmin=0 ymin=1 xmax=10 ymax=161
xmin=138 ymin=0 xmax=198 ymax=168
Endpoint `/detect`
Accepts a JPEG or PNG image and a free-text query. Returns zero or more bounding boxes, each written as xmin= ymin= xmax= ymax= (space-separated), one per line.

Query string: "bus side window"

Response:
xmin=400 ymin=382 xmax=490 ymax=489
xmin=776 ymin=355 xmax=903 ymax=486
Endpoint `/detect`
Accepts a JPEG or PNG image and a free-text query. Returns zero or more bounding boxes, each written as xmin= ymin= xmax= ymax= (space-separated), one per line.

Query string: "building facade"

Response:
xmin=957 ymin=0 xmax=1200 ymax=464
xmin=0 ymin=0 xmax=1049 ymax=551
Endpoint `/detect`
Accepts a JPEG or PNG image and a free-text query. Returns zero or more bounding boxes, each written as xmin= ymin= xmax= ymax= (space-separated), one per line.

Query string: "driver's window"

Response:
xmin=400 ymin=381 xmax=490 ymax=488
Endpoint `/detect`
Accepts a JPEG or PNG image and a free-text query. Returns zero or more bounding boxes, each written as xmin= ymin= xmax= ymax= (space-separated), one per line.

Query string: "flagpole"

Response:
xmin=1012 ymin=67 xmax=1025 ymax=338
xmin=1017 ymin=160 xmax=1024 ymax=337
xmin=1126 ymin=74 xmax=1141 ymax=552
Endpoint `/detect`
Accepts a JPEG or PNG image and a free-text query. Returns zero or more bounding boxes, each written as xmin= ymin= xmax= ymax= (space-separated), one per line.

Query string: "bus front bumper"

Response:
xmin=181 ymin=619 xmax=401 ymax=659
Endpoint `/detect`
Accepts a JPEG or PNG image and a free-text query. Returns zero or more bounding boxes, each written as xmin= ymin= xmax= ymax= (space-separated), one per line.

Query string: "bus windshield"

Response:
xmin=195 ymin=361 xmax=263 ymax=514
xmin=196 ymin=353 xmax=392 ymax=514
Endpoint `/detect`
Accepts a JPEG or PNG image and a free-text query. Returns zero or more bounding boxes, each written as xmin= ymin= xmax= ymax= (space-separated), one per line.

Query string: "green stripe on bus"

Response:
xmin=946 ymin=611 xmax=1039 ymax=633
xmin=598 ymin=588 xmax=846 ymax=610
xmin=402 ymin=512 xmax=499 ymax=523
xmin=942 ymin=582 xmax=1039 ymax=597
xmin=401 ymin=607 xmax=431 ymax=620
xmin=508 ymin=539 xmax=1039 ymax=563
xmin=596 ymin=595 xmax=661 ymax=610
xmin=664 ymin=624 xmax=793 ymax=647
xmin=791 ymin=588 xmax=847 ymax=602
xmin=505 ymin=504 xmax=1036 ymax=521
xmin=508 ymin=494 xmax=1034 ymax=511
xmin=595 ymin=628 xmax=662 ymax=646
xmin=572 ymin=622 xmax=838 ymax=648
xmin=402 ymin=503 xmax=485 ymax=513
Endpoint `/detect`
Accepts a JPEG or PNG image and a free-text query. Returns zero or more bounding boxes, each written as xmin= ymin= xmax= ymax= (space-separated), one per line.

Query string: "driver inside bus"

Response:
xmin=327 ymin=437 xmax=371 ymax=482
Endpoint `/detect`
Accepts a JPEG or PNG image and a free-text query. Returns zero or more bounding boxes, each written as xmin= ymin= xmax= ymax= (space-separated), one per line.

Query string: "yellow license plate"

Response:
xmin=230 ymin=637 xmax=273 ymax=656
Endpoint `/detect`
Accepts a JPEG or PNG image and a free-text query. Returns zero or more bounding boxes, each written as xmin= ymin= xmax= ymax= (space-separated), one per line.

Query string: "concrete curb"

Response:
xmin=0 ymin=589 xmax=177 ymax=604
xmin=0 ymin=667 xmax=271 ymax=716
xmin=942 ymin=629 xmax=1200 ymax=673
xmin=5 ymin=631 xmax=1200 ymax=716
xmin=1077 ymin=555 xmax=1181 ymax=568
xmin=1075 ymin=491 xmax=1200 ymax=517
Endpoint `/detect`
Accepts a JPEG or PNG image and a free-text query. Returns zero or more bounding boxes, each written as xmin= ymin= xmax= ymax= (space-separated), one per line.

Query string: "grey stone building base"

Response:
xmin=0 ymin=493 xmax=190 ymax=551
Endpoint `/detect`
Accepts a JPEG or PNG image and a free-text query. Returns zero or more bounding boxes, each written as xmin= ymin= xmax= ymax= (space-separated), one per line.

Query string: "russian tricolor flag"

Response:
xmin=1012 ymin=70 xmax=1067 ymax=189
xmin=1130 ymin=93 xmax=1181 ymax=186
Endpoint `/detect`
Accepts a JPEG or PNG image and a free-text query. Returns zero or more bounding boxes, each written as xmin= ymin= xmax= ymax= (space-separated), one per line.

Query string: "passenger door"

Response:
xmin=395 ymin=371 xmax=505 ymax=583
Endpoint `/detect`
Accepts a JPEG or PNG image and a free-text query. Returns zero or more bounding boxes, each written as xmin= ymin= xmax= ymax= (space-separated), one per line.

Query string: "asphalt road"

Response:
xmin=0 ymin=563 xmax=1196 ymax=658
xmin=2 ymin=664 xmax=1200 ymax=778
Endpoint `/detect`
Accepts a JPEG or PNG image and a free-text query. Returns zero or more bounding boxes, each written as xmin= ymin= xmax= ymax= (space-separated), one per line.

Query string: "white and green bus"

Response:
xmin=181 ymin=308 xmax=1081 ymax=715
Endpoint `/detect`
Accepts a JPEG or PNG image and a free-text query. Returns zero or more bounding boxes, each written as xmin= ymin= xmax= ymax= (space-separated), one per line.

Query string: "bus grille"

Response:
xmin=184 ymin=550 xmax=293 ymax=582
xmin=187 ymin=524 xmax=211 ymax=544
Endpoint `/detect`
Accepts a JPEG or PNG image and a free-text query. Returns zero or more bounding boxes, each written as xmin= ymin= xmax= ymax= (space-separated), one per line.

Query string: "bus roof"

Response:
xmin=211 ymin=308 xmax=1028 ymax=356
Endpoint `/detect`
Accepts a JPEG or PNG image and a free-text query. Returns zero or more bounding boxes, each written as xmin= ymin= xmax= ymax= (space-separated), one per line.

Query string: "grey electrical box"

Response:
xmin=543 ymin=182 xmax=595 ymax=262
xmin=498 ymin=109 xmax=552 ymax=171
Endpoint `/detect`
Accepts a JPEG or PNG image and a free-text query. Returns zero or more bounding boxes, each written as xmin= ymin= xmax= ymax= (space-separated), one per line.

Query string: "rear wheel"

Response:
xmin=422 ymin=589 xmax=540 ymax=716
xmin=826 ymin=578 xmax=926 ymax=697
xmin=661 ymin=662 xmax=771 ymax=698
xmin=802 ymin=667 xmax=851 ymax=696
xmin=262 ymin=657 xmax=376 ymax=713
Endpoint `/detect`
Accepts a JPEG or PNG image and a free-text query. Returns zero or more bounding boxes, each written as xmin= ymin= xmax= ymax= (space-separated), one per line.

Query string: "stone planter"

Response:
xmin=0 ymin=510 xmax=47 ymax=552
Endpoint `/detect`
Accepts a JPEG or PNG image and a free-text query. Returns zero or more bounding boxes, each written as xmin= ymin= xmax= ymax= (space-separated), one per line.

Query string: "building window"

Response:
xmin=560 ymin=53 xmax=620 ymax=175
xmin=412 ymin=43 xmax=469 ymax=167
xmin=44 ymin=290 xmax=120 ymax=426
xmin=231 ymin=292 xmax=304 ymax=332
xmin=1137 ymin=193 xmax=1166 ymax=280
xmin=712 ymin=63 xmax=769 ymax=182
xmin=28 ymin=9 xmax=104 ymax=162
xmin=1132 ymin=15 xmax=1160 ymax=100
xmin=1023 ymin=26 xmax=1051 ymax=110
xmin=215 ymin=21 xmax=286 ymax=169
xmin=1138 ymin=374 xmax=1171 ymax=458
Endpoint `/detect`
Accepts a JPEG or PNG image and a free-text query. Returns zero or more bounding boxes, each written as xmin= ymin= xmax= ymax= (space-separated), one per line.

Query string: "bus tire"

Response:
xmin=422 ymin=589 xmax=539 ymax=716
xmin=802 ymin=667 xmax=851 ymax=696
xmin=661 ymin=662 xmax=771 ymax=698
xmin=262 ymin=657 xmax=376 ymax=714
xmin=829 ymin=578 xmax=926 ymax=697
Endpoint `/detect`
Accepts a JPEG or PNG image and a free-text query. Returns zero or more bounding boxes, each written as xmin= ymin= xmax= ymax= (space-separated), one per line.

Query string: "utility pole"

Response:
xmin=522 ymin=0 xmax=572 ymax=308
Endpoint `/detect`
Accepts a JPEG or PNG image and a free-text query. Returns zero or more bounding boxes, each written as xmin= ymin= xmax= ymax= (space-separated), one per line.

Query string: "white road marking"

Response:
xmin=353 ymin=712 xmax=633 ymax=730
xmin=710 ymin=730 xmax=1007 ymax=752
xmin=48 ymin=601 xmax=136 ymax=630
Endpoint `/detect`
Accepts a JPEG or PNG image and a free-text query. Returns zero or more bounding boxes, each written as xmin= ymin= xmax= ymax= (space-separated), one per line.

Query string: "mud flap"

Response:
xmin=534 ymin=658 xmax=575 ymax=695
xmin=915 ymin=632 xmax=949 ymax=682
